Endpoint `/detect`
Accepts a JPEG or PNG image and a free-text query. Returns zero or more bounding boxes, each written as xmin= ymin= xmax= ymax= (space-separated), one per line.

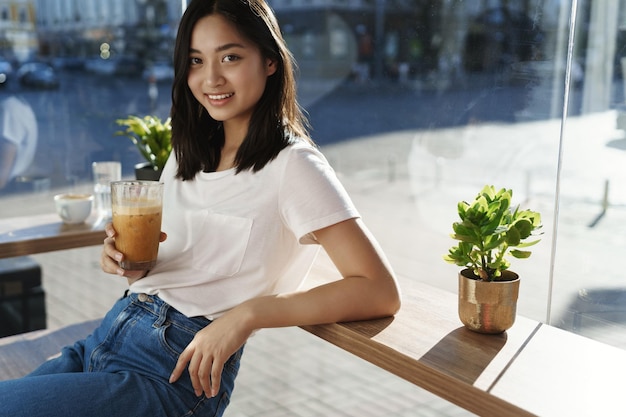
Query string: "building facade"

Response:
xmin=2 ymin=0 xmax=558 ymax=75
xmin=0 ymin=0 xmax=36 ymax=62
xmin=32 ymin=0 xmax=179 ymax=62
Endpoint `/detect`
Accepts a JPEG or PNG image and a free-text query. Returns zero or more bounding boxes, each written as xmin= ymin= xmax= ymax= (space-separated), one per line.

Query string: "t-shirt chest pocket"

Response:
xmin=191 ymin=211 xmax=252 ymax=277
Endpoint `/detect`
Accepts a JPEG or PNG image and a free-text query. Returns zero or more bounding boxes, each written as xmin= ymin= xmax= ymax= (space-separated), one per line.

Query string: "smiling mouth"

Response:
xmin=208 ymin=93 xmax=234 ymax=100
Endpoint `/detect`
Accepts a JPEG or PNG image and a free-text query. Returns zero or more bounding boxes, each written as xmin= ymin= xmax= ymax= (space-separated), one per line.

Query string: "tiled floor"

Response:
xmin=227 ymin=327 xmax=474 ymax=417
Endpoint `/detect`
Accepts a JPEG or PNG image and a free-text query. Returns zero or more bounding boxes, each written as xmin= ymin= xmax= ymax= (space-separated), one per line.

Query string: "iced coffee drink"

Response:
xmin=111 ymin=181 xmax=163 ymax=270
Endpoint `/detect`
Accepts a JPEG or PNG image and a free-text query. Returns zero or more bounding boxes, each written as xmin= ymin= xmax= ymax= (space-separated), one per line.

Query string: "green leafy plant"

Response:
xmin=443 ymin=185 xmax=543 ymax=282
xmin=115 ymin=115 xmax=172 ymax=171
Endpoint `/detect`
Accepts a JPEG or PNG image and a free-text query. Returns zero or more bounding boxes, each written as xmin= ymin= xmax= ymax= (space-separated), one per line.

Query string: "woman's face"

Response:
xmin=187 ymin=14 xmax=276 ymax=132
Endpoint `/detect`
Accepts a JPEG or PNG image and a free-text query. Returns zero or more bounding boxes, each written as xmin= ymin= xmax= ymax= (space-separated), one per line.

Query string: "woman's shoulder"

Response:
xmin=279 ymin=137 xmax=324 ymax=162
xmin=273 ymin=137 xmax=337 ymax=182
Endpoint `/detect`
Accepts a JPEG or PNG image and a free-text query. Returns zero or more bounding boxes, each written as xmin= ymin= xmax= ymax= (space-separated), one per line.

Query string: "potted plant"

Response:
xmin=443 ymin=185 xmax=543 ymax=334
xmin=114 ymin=115 xmax=172 ymax=181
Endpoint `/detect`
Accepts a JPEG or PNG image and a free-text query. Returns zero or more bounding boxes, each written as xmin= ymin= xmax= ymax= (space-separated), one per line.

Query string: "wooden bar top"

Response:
xmin=302 ymin=275 xmax=538 ymax=416
xmin=303 ymin=256 xmax=626 ymax=416
xmin=490 ymin=323 xmax=626 ymax=416
xmin=0 ymin=213 xmax=106 ymax=259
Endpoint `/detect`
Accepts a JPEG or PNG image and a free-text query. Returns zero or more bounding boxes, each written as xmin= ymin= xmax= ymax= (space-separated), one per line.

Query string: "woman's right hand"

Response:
xmin=100 ymin=223 xmax=166 ymax=285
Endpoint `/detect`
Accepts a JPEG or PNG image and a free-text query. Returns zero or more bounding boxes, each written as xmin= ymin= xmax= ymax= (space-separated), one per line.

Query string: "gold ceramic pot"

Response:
xmin=458 ymin=268 xmax=520 ymax=334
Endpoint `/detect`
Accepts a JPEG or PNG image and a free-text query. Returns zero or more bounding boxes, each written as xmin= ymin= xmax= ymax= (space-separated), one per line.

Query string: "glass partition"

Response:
xmin=551 ymin=0 xmax=626 ymax=347
xmin=1 ymin=0 xmax=625 ymax=352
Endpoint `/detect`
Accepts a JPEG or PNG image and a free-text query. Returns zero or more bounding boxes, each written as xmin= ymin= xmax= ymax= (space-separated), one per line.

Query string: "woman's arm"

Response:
xmin=245 ymin=217 xmax=401 ymax=325
xmin=170 ymin=217 xmax=401 ymax=398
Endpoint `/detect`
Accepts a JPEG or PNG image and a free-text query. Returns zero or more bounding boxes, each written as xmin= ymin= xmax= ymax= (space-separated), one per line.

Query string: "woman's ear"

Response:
xmin=266 ymin=59 xmax=278 ymax=76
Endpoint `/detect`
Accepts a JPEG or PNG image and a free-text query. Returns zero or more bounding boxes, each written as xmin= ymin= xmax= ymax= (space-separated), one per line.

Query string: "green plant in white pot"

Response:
xmin=443 ymin=185 xmax=543 ymax=333
xmin=115 ymin=115 xmax=172 ymax=180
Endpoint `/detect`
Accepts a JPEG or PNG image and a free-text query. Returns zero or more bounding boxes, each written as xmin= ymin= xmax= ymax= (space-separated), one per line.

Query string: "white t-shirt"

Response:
xmin=0 ymin=96 xmax=37 ymax=179
xmin=130 ymin=141 xmax=359 ymax=318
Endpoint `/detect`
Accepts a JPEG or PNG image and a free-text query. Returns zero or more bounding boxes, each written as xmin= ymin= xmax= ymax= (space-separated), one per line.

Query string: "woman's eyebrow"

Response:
xmin=189 ymin=43 xmax=246 ymax=55
xmin=215 ymin=43 xmax=246 ymax=52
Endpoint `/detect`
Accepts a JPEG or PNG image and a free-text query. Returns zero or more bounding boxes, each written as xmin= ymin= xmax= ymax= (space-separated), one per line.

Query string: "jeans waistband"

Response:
xmin=126 ymin=292 xmax=211 ymax=329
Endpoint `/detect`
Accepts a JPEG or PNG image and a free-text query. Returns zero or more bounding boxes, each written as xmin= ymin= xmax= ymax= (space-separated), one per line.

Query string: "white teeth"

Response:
xmin=208 ymin=93 xmax=233 ymax=100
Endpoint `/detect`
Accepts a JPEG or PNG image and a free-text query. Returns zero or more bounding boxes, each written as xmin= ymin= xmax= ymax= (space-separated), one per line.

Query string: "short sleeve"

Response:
xmin=279 ymin=144 xmax=360 ymax=244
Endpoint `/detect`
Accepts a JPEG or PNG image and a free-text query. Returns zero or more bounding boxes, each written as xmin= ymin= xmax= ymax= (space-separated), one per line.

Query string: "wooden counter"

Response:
xmin=0 ymin=214 xmax=106 ymax=259
xmin=302 ymin=272 xmax=626 ymax=416
xmin=302 ymin=276 xmax=536 ymax=416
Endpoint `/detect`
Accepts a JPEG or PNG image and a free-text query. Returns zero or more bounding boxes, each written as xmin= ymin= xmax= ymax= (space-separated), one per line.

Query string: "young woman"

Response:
xmin=0 ymin=1 xmax=400 ymax=415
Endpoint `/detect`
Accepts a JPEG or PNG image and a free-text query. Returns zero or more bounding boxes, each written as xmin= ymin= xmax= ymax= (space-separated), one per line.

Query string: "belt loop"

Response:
xmin=153 ymin=299 xmax=169 ymax=328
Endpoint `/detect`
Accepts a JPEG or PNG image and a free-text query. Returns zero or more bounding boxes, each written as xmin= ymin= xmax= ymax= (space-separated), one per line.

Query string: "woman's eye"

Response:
xmin=189 ymin=57 xmax=202 ymax=65
xmin=223 ymin=55 xmax=240 ymax=63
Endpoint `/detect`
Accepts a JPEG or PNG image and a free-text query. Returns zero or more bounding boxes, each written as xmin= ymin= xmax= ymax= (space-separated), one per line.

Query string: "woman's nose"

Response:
xmin=203 ymin=62 xmax=224 ymax=87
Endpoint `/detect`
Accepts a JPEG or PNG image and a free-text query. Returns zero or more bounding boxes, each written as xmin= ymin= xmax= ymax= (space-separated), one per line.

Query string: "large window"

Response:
xmin=2 ymin=0 xmax=626 ymax=351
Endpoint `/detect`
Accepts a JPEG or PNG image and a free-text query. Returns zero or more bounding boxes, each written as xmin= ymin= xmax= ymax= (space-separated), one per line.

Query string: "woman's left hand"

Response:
xmin=169 ymin=307 xmax=253 ymax=398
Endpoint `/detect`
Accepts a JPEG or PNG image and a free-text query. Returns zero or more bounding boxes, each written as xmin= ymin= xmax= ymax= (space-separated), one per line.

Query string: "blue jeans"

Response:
xmin=0 ymin=293 xmax=243 ymax=417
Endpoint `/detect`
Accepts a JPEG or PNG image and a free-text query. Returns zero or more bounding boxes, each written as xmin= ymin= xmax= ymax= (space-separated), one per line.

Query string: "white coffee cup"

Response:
xmin=54 ymin=193 xmax=94 ymax=224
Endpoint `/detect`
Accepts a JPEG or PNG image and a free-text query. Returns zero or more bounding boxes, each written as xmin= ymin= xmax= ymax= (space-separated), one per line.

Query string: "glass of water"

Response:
xmin=92 ymin=161 xmax=121 ymax=221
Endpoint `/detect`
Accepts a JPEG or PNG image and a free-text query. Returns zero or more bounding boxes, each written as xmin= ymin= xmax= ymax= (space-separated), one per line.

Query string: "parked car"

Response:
xmin=16 ymin=62 xmax=60 ymax=89
xmin=0 ymin=58 xmax=14 ymax=86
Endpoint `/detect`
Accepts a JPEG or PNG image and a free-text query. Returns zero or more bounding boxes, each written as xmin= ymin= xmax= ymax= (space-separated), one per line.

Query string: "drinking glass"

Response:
xmin=111 ymin=181 xmax=164 ymax=270
xmin=92 ymin=161 xmax=121 ymax=220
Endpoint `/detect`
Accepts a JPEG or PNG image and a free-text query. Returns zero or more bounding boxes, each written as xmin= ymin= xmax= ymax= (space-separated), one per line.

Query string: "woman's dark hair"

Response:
xmin=171 ymin=0 xmax=312 ymax=179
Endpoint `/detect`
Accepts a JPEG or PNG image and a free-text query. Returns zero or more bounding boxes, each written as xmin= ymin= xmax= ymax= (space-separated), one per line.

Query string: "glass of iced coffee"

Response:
xmin=111 ymin=181 xmax=163 ymax=270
